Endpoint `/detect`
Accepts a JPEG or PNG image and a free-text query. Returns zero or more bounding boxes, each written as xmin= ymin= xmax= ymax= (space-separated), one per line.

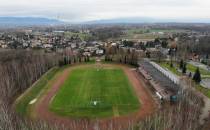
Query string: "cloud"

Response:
xmin=0 ymin=0 xmax=209 ymax=22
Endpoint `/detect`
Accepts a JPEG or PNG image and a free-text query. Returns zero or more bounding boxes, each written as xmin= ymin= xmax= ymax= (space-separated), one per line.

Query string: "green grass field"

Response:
xmin=187 ymin=64 xmax=210 ymax=77
xmin=158 ymin=62 xmax=182 ymax=76
xmin=196 ymin=84 xmax=210 ymax=98
xmin=64 ymin=32 xmax=92 ymax=41
xmin=120 ymin=28 xmax=187 ymax=40
xmin=50 ymin=67 xmax=140 ymax=118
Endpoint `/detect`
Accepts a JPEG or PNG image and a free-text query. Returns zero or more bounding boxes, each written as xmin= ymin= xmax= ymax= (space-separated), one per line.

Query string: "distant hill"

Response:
xmin=85 ymin=17 xmax=210 ymax=24
xmin=0 ymin=17 xmax=63 ymax=27
xmin=86 ymin=17 xmax=157 ymax=24
xmin=1 ymin=17 xmax=210 ymax=26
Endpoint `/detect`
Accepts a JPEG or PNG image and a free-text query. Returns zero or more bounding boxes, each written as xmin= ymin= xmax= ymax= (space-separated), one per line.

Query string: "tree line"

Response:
xmin=104 ymin=45 xmax=139 ymax=67
xmin=58 ymin=49 xmax=91 ymax=67
xmin=0 ymin=50 xmax=59 ymax=130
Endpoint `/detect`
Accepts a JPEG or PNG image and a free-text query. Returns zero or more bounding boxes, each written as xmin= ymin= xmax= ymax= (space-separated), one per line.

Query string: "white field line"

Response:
xmin=29 ymin=98 xmax=37 ymax=105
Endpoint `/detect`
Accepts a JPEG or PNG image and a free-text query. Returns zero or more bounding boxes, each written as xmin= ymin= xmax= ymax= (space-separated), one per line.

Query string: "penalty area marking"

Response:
xmin=29 ymin=98 xmax=37 ymax=105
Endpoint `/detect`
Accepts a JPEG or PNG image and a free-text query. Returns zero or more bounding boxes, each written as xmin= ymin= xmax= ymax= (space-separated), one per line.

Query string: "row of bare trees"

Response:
xmin=136 ymin=88 xmax=204 ymax=130
xmin=0 ymin=50 xmax=60 ymax=130
xmin=0 ymin=50 xmax=59 ymax=102
xmin=58 ymin=48 xmax=91 ymax=67
xmin=105 ymin=46 xmax=139 ymax=66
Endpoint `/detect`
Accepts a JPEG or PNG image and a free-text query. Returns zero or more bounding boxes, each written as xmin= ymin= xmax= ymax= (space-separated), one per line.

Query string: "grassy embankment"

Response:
xmin=15 ymin=67 xmax=60 ymax=116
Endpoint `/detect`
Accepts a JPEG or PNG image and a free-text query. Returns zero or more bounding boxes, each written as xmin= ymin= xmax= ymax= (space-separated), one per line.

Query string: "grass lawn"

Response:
xmin=158 ymin=62 xmax=182 ymax=76
xmin=157 ymin=61 xmax=210 ymax=77
xmin=196 ymin=84 xmax=210 ymax=98
xmin=64 ymin=32 xmax=92 ymax=41
xmin=187 ymin=64 xmax=210 ymax=76
xmin=150 ymin=29 xmax=187 ymax=33
xmin=50 ymin=67 xmax=140 ymax=118
xmin=15 ymin=67 xmax=60 ymax=116
xmin=87 ymin=58 xmax=96 ymax=64
xmin=122 ymin=28 xmax=187 ymax=40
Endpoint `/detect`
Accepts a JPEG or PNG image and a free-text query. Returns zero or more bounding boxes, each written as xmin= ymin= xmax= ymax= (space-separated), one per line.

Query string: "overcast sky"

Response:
xmin=0 ymin=0 xmax=209 ymax=22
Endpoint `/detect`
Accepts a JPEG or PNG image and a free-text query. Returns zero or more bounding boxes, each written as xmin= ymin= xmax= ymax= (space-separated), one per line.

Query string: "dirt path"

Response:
xmin=34 ymin=64 xmax=156 ymax=130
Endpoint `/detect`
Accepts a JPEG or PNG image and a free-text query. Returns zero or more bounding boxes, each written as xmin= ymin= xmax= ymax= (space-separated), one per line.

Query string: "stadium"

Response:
xmin=15 ymin=58 xmax=156 ymax=129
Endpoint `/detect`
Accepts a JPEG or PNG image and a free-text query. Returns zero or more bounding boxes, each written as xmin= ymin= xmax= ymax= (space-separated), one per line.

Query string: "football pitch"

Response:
xmin=50 ymin=66 xmax=140 ymax=118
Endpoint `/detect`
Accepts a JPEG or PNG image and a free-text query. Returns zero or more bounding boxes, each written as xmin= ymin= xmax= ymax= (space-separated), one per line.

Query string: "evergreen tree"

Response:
xmin=189 ymin=72 xmax=192 ymax=78
xmin=146 ymin=51 xmax=151 ymax=58
xmin=193 ymin=67 xmax=201 ymax=83
xmin=170 ymin=61 xmax=173 ymax=68
xmin=182 ymin=63 xmax=187 ymax=74
xmin=179 ymin=59 xmax=184 ymax=69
